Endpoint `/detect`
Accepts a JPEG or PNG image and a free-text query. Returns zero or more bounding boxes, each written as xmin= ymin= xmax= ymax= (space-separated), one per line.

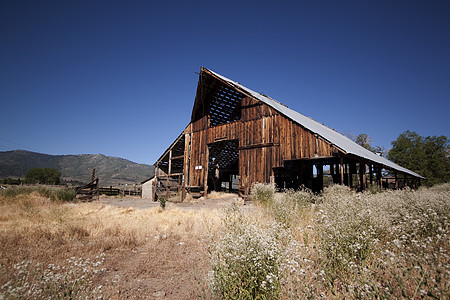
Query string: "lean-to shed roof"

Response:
xmin=205 ymin=68 xmax=424 ymax=179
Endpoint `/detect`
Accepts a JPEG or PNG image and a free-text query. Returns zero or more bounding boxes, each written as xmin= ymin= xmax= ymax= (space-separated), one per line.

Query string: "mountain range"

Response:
xmin=0 ymin=150 xmax=155 ymax=186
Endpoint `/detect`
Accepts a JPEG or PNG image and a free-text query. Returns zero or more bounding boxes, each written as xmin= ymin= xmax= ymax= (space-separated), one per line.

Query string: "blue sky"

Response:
xmin=1 ymin=0 xmax=449 ymax=165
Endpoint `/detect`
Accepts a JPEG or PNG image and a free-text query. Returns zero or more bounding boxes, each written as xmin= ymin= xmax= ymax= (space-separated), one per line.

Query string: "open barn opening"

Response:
xmin=207 ymin=140 xmax=239 ymax=193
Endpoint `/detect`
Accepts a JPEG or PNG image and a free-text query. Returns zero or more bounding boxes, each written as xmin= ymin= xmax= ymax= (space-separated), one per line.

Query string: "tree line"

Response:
xmin=351 ymin=131 xmax=449 ymax=186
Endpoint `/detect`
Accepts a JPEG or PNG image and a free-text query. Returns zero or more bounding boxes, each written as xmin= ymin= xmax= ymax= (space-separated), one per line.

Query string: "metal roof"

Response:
xmin=205 ymin=68 xmax=424 ymax=179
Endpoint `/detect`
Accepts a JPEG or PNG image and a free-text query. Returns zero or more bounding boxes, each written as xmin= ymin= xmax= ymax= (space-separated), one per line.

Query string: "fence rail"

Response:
xmin=98 ymin=187 xmax=141 ymax=196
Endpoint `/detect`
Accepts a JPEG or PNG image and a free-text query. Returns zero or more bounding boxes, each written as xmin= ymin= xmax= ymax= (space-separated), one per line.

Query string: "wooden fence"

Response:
xmin=98 ymin=187 xmax=141 ymax=196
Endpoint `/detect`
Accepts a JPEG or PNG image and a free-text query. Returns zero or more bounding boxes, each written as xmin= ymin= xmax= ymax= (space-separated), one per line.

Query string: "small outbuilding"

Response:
xmin=141 ymin=176 xmax=156 ymax=199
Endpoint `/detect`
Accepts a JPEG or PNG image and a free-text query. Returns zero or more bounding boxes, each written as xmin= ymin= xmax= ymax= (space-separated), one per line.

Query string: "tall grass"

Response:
xmin=0 ymin=185 xmax=76 ymax=202
xmin=209 ymin=183 xmax=450 ymax=299
xmin=207 ymin=205 xmax=299 ymax=299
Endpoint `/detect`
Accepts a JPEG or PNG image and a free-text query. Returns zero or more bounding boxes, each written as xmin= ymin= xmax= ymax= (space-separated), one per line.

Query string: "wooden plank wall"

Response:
xmin=188 ymin=115 xmax=209 ymax=187
xmin=185 ymin=96 xmax=336 ymax=194
xmin=206 ymin=121 xmax=240 ymax=144
xmin=237 ymin=97 xmax=335 ymax=193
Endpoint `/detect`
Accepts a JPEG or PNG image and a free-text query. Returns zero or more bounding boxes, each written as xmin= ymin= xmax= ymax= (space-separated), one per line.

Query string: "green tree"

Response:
xmin=355 ymin=133 xmax=373 ymax=151
xmin=388 ymin=131 xmax=450 ymax=186
xmin=24 ymin=168 xmax=61 ymax=185
xmin=346 ymin=132 xmax=386 ymax=155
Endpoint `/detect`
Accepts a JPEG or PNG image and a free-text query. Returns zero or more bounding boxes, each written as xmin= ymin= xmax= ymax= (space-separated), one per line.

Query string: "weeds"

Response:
xmin=1 ymin=254 xmax=106 ymax=299
xmin=208 ymin=205 xmax=298 ymax=299
xmin=0 ymin=185 xmax=76 ymax=202
xmin=209 ymin=183 xmax=449 ymax=299
xmin=251 ymin=183 xmax=275 ymax=204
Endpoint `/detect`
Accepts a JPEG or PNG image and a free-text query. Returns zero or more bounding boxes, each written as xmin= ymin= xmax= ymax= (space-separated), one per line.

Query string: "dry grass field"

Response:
xmin=0 ymin=190 xmax=224 ymax=299
xmin=0 ymin=185 xmax=449 ymax=299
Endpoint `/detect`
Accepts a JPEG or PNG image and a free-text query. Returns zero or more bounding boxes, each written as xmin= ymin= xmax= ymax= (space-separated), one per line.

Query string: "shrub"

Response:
xmin=55 ymin=188 xmax=76 ymax=202
xmin=208 ymin=205 xmax=296 ymax=299
xmin=251 ymin=183 xmax=275 ymax=204
xmin=267 ymin=189 xmax=314 ymax=229
xmin=0 ymin=186 xmax=76 ymax=202
xmin=159 ymin=195 xmax=167 ymax=209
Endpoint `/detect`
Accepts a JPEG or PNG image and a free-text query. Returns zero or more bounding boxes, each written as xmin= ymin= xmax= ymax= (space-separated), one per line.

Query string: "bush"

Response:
xmin=208 ymin=205 xmax=296 ymax=299
xmin=267 ymin=189 xmax=314 ymax=229
xmin=251 ymin=183 xmax=275 ymax=204
xmin=55 ymin=188 xmax=76 ymax=202
xmin=0 ymin=186 xmax=76 ymax=202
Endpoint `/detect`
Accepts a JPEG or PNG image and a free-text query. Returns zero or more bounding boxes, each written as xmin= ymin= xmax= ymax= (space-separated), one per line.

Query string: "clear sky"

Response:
xmin=1 ymin=0 xmax=449 ymax=165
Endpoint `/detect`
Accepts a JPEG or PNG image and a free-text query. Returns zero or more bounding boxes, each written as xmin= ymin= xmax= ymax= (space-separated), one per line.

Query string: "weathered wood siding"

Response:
xmin=185 ymin=96 xmax=335 ymax=193
xmin=187 ymin=116 xmax=209 ymax=187
xmin=206 ymin=121 xmax=240 ymax=144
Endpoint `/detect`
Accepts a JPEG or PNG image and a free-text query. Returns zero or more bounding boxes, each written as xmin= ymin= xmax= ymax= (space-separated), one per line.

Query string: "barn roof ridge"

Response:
xmin=202 ymin=67 xmax=424 ymax=179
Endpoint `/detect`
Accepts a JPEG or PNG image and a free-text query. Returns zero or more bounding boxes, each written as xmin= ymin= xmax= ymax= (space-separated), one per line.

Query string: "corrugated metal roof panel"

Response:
xmin=206 ymin=68 xmax=424 ymax=179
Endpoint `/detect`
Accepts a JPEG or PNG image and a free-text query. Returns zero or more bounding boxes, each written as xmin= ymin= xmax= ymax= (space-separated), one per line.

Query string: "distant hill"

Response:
xmin=0 ymin=150 xmax=155 ymax=186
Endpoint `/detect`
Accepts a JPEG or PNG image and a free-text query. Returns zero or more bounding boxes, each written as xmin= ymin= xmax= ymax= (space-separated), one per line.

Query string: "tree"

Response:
xmin=355 ymin=133 xmax=373 ymax=151
xmin=24 ymin=168 xmax=61 ymax=185
xmin=388 ymin=130 xmax=450 ymax=186
xmin=346 ymin=132 xmax=386 ymax=155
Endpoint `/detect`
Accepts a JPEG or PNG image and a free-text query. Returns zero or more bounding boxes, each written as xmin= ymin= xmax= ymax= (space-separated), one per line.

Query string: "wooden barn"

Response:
xmin=153 ymin=67 xmax=424 ymax=200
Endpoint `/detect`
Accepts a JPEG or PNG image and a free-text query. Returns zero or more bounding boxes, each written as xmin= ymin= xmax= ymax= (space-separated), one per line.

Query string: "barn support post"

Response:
xmin=298 ymin=161 xmax=303 ymax=187
xmin=166 ymin=150 xmax=172 ymax=200
xmin=181 ymin=130 xmax=191 ymax=201
xmin=168 ymin=150 xmax=172 ymax=176
xmin=369 ymin=164 xmax=373 ymax=186
xmin=395 ymin=172 xmax=398 ymax=189
xmin=340 ymin=157 xmax=345 ymax=185
xmin=329 ymin=163 xmax=335 ymax=183
xmin=349 ymin=162 xmax=356 ymax=188
xmin=359 ymin=162 xmax=367 ymax=191
xmin=345 ymin=163 xmax=350 ymax=186
xmin=317 ymin=161 xmax=323 ymax=192
xmin=376 ymin=165 xmax=382 ymax=188
xmin=203 ymin=145 xmax=209 ymax=198
xmin=153 ymin=164 xmax=159 ymax=202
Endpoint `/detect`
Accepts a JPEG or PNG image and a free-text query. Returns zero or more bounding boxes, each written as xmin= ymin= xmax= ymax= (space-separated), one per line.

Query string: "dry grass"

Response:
xmin=2 ymin=184 xmax=448 ymax=299
xmin=0 ymin=192 xmax=221 ymax=299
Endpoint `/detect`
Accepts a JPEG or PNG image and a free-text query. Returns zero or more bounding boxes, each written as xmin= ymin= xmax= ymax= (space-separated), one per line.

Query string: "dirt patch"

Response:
xmin=100 ymin=192 xmax=254 ymax=211
xmin=101 ymin=233 xmax=208 ymax=299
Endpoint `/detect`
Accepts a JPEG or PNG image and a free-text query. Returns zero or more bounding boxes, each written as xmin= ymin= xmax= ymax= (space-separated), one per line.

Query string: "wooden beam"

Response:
xmin=238 ymin=142 xmax=276 ymax=150
xmin=376 ymin=165 xmax=382 ymax=188
xmin=153 ymin=165 xmax=159 ymax=202
xmin=359 ymin=162 xmax=367 ymax=191
xmin=203 ymin=145 xmax=209 ymax=199
xmin=168 ymin=150 xmax=172 ymax=176
xmin=171 ymin=155 xmax=184 ymax=160
xmin=157 ymin=173 xmax=184 ymax=178
xmin=317 ymin=162 xmax=323 ymax=192
xmin=181 ymin=130 xmax=191 ymax=201
xmin=340 ymin=157 xmax=344 ymax=185
xmin=395 ymin=172 xmax=398 ymax=189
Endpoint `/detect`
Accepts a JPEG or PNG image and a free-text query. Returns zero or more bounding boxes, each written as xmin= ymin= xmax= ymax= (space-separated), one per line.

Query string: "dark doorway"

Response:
xmin=207 ymin=140 xmax=239 ymax=192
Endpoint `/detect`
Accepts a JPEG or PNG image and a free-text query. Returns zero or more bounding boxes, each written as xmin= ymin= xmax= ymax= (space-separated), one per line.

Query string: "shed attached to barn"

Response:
xmin=153 ymin=67 xmax=424 ymax=201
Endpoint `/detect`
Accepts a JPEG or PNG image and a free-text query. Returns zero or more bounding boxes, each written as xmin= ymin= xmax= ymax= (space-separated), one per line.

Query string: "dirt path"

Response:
xmin=100 ymin=193 xmax=254 ymax=211
xmin=102 ymin=233 xmax=208 ymax=299
xmin=97 ymin=193 xmax=253 ymax=299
